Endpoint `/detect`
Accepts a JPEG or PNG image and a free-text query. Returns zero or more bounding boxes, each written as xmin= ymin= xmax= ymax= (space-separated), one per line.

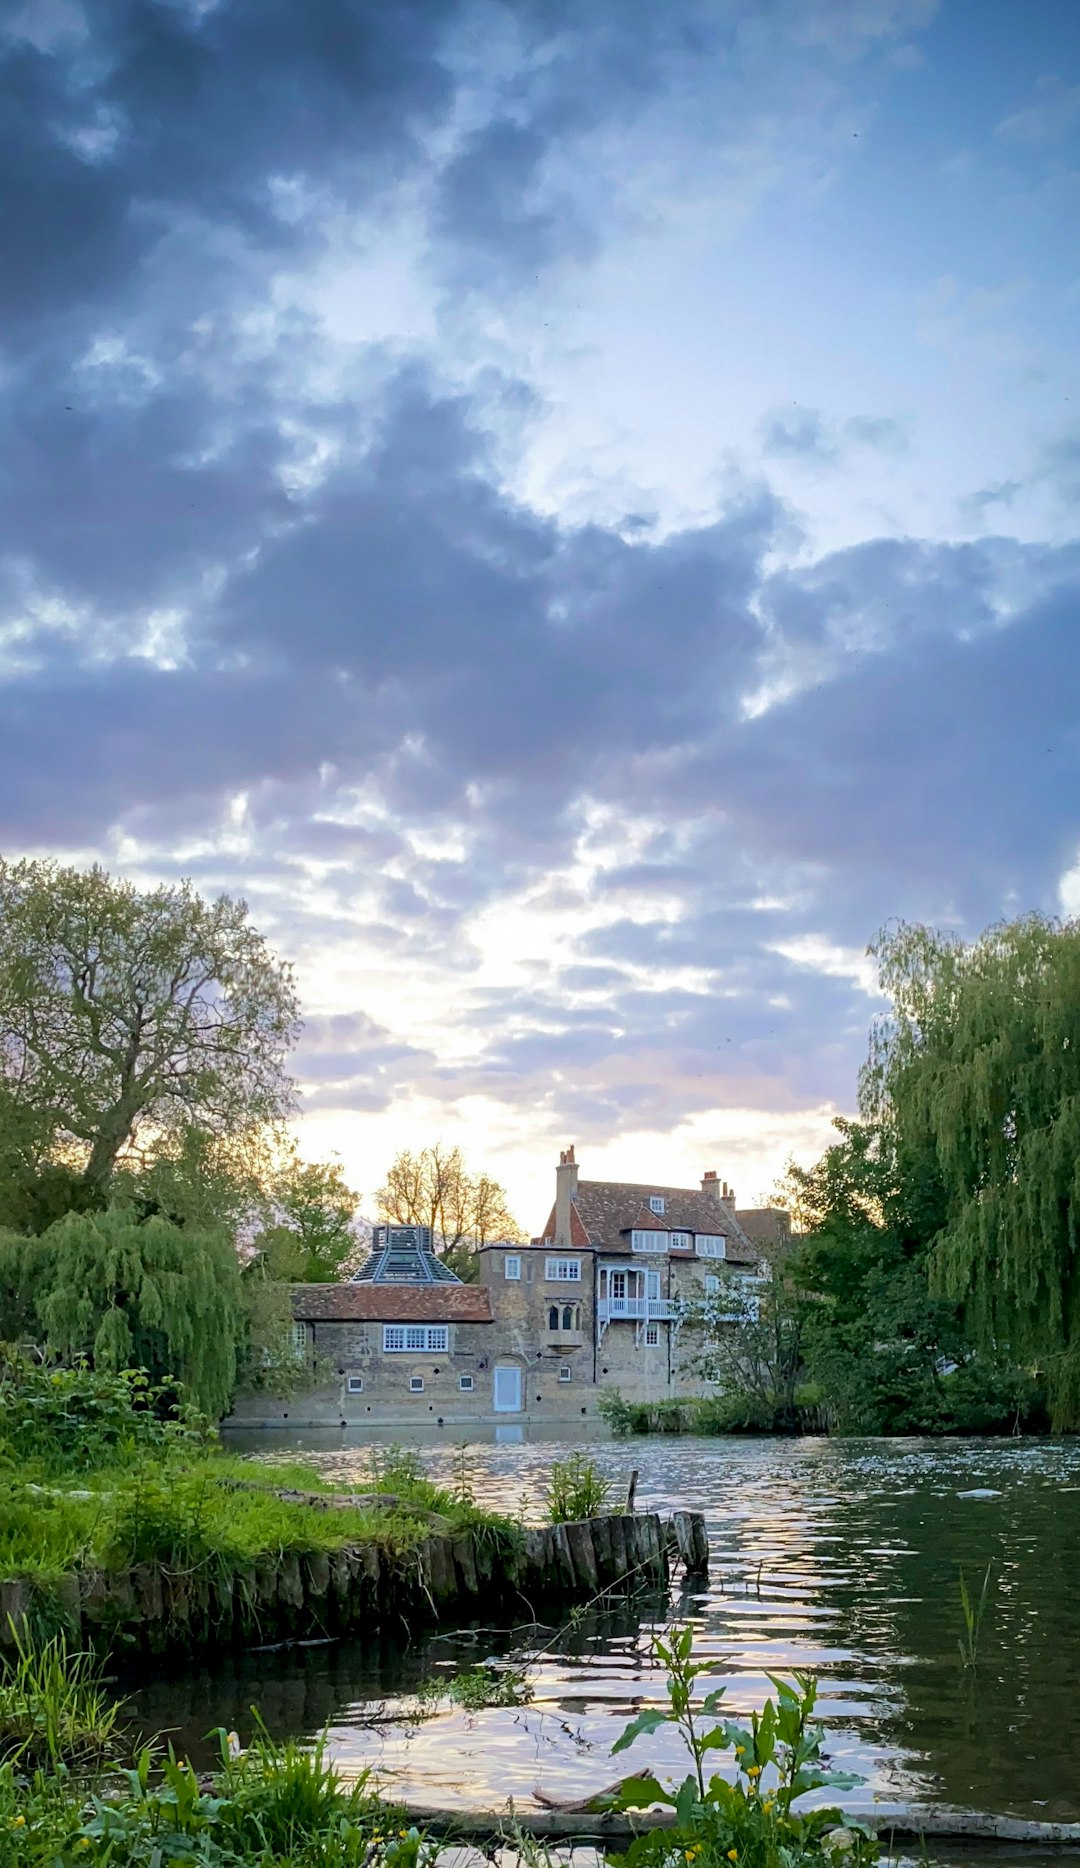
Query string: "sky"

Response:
xmin=1 ymin=0 xmax=1079 ymax=1233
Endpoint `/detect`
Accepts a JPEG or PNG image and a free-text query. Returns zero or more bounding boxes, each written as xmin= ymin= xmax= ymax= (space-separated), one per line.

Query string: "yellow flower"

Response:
xmin=12 ymin=1815 xmax=25 ymax=1828
xmin=746 ymin=1765 xmax=761 ymax=1778
xmin=727 ymin=1849 xmax=738 ymax=1860
xmin=763 ymin=1800 xmax=774 ymax=1814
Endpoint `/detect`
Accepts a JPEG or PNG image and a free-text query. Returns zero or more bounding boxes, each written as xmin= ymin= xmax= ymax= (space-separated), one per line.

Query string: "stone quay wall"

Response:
xmin=1 ymin=1510 xmax=704 ymax=1657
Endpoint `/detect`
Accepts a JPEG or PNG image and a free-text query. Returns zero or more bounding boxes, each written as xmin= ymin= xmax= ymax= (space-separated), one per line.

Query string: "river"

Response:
xmin=125 ymin=1429 xmax=1080 ymax=1824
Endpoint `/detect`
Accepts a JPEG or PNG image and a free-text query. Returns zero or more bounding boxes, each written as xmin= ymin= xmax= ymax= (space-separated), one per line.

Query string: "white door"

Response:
xmin=645 ymin=1269 xmax=661 ymax=1314
xmin=610 ymin=1270 xmax=628 ymax=1315
xmin=493 ymin=1364 xmax=522 ymax=1412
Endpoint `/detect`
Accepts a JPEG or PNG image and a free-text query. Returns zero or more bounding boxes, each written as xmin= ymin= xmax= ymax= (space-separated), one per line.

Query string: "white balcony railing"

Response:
xmin=597 ymin=1297 xmax=674 ymax=1323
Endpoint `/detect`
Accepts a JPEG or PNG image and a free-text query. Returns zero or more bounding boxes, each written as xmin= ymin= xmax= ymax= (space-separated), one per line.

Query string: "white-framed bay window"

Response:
xmin=383 ymin=1324 xmax=449 ymax=1353
xmin=695 ymin=1235 xmax=726 ymax=1259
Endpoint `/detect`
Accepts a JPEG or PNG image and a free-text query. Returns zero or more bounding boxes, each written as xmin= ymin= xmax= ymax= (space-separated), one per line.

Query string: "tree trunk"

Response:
xmin=81 ymin=1106 xmax=138 ymax=1195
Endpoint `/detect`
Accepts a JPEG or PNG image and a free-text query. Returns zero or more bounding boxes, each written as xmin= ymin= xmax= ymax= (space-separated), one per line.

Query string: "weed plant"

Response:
xmin=544 ymin=1453 xmax=611 ymax=1522
xmin=607 ymin=1624 xmax=876 ymax=1868
xmin=958 ymin=1563 xmax=993 ymax=1670
xmin=0 ymin=1626 xmax=124 ymax=1773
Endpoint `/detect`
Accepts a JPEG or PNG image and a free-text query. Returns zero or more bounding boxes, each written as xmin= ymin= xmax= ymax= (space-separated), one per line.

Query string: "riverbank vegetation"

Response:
xmin=0 ymin=1357 xmax=519 ymax=1628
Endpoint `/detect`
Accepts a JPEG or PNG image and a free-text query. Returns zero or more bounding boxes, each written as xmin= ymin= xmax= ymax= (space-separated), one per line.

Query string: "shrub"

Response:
xmin=544 ymin=1452 xmax=610 ymax=1522
xmin=608 ymin=1625 xmax=876 ymax=1868
xmin=0 ymin=1354 xmax=206 ymax=1474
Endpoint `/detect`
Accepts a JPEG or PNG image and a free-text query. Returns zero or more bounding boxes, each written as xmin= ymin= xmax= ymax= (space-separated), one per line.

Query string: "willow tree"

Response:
xmin=0 ymin=859 xmax=300 ymax=1202
xmin=863 ymin=915 xmax=1080 ymax=1424
xmin=0 ymin=1206 xmax=242 ymax=1418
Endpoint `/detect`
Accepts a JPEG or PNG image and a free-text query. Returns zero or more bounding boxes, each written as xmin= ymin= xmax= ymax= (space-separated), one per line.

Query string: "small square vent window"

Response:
xmin=409 ymin=1376 xmax=425 ymax=1393
xmin=558 ymin=1365 xmax=572 ymax=1382
xmin=346 ymin=1375 xmax=363 ymax=1394
xmin=459 ymin=1374 xmax=474 ymax=1391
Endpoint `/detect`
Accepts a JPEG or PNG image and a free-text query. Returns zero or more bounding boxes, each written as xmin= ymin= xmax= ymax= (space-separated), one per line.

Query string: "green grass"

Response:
xmin=0 ymin=1446 xmax=518 ymax=1586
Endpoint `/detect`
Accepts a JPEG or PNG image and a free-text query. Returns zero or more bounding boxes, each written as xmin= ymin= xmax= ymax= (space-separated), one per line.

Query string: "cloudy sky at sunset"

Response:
xmin=2 ymin=0 xmax=1078 ymax=1229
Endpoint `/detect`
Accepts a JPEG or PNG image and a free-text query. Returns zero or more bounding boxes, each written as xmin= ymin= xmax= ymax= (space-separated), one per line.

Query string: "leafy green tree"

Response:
xmin=0 ymin=1206 xmax=242 ymax=1417
xmin=687 ymin=1258 xmax=808 ymax=1429
xmin=863 ymin=914 xmax=1080 ymax=1425
xmin=0 ymin=858 xmax=300 ymax=1204
xmin=254 ymin=1144 xmax=361 ymax=1282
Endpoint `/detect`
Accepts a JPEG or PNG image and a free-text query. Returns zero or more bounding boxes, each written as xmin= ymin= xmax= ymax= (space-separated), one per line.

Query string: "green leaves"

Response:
xmin=612 ymin=1708 xmax=669 ymax=1754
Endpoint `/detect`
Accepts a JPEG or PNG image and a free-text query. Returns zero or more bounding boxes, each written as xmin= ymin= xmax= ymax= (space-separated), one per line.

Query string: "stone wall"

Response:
xmin=0 ymin=1511 xmax=695 ymax=1657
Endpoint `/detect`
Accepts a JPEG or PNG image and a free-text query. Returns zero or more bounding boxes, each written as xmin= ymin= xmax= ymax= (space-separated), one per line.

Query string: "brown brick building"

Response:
xmin=226 ymin=1153 xmax=774 ymax=1429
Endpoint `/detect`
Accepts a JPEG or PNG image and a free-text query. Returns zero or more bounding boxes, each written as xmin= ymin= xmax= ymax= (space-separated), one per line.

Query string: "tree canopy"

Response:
xmin=376 ymin=1143 xmax=523 ymax=1280
xmin=861 ymin=914 xmax=1080 ymax=1424
xmin=0 ymin=859 xmax=300 ymax=1201
xmin=0 ymin=1206 xmax=243 ymax=1417
xmin=254 ymin=1143 xmax=362 ymax=1282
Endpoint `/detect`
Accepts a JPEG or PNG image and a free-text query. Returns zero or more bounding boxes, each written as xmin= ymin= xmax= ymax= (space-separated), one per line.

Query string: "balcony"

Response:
xmin=597 ymin=1297 xmax=674 ymax=1323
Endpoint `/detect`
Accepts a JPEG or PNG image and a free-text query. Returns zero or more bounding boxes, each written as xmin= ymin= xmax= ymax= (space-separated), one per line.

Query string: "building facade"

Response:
xmin=225 ymin=1157 xmax=774 ymax=1429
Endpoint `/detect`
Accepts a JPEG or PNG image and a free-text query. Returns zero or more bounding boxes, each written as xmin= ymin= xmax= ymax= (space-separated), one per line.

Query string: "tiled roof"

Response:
xmin=735 ymin=1207 xmax=793 ymax=1250
xmin=290 ymin=1284 xmax=494 ymax=1324
xmin=555 ymin=1180 xmax=758 ymax=1265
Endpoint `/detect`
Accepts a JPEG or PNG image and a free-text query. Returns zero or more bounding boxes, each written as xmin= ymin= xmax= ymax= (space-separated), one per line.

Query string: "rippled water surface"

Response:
xmin=126 ymin=1431 xmax=1080 ymax=1822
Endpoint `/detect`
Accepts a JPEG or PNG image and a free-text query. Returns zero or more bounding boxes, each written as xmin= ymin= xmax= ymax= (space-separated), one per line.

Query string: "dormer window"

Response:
xmin=649 ymin=1195 xmax=665 ymax=1215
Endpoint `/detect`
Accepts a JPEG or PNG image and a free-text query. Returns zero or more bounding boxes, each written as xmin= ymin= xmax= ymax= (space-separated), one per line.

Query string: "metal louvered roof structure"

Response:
xmin=348 ymin=1223 xmax=462 ymax=1285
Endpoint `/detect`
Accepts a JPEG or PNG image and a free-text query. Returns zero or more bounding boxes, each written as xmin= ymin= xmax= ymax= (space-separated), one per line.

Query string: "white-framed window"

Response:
xmin=545 ymin=1256 xmax=581 ymax=1282
xmin=631 ymin=1229 xmax=668 ymax=1253
xmin=696 ymin=1235 xmax=726 ymax=1259
xmin=290 ymin=1322 xmax=308 ymax=1358
xmin=645 ymin=1323 xmax=659 ymax=1347
xmin=504 ymin=1254 xmax=522 ymax=1280
xmin=459 ymin=1374 xmax=474 ymax=1391
xmin=705 ymin=1275 xmax=720 ymax=1294
xmin=649 ymin=1195 xmax=666 ymax=1215
xmin=383 ymin=1324 xmax=449 ymax=1353
xmin=670 ymin=1230 xmax=691 ymax=1249
xmin=558 ymin=1365 xmax=572 ymax=1382
xmin=346 ymin=1374 xmax=364 ymax=1394
xmin=410 ymin=1376 xmax=425 ymax=1393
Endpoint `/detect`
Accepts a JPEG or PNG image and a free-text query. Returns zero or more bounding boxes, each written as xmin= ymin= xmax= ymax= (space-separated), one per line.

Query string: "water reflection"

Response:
xmin=123 ymin=1433 xmax=1080 ymax=1821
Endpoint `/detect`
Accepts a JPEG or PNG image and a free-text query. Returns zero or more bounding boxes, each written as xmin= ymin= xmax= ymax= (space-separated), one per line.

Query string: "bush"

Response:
xmin=544 ymin=1452 xmax=610 ymax=1522
xmin=608 ymin=1625 xmax=875 ymax=1868
xmin=0 ymin=1355 xmax=206 ymax=1474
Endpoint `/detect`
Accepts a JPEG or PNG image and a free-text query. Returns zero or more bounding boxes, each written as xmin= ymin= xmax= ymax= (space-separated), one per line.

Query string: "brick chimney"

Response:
xmin=555 ymin=1144 xmax=579 ymax=1246
xmin=701 ymin=1169 xmax=722 ymax=1205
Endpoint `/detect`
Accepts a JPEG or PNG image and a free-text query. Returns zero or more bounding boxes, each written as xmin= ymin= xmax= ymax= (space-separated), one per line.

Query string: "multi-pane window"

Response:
xmin=630 ymin=1230 xmax=668 ymax=1252
xmin=670 ymin=1230 xmax=691 ymax=1249
xmin=645 ymin=1323 xmax=659 ymax=1346
xmin=504 ymin=1254 xmax=522 ymax=1280
xmin=548 ymin=1303 xmax=581 ymax=1331
xmin=290 ymin=1323 xmax=308 ymax=1358
xmin=705 ymin=1275 xmax=720 ymax=1294
xmin=383 ymin=1324 xmax=449 ymax=1352
xmin=544 ymin=1256 xmax=581 ymax=1281
xmin=649 ymin=1195 xmax=666 ymax=1214
xmin=695 ymin=1235 xmax=726 ymax=1259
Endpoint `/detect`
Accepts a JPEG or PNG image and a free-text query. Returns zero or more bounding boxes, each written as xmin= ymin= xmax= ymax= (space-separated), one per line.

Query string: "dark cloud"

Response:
xmin=0 ymin=0 xmax=458 ymax=340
